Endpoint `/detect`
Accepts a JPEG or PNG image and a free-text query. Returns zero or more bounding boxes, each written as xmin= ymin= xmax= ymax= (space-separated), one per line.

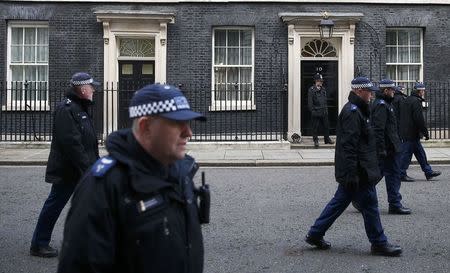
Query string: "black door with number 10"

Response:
xmin=118 ymin=61 xmax=155 ymax=129
xmin=301 ymin=60 xmax=338 ymax=136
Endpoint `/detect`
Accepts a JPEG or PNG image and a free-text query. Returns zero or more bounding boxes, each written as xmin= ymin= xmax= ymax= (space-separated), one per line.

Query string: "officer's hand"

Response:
xmin=424 ymin=135 xmax=430 ymax=140
xmin=343 ymin=173 xmax=359 ymax=192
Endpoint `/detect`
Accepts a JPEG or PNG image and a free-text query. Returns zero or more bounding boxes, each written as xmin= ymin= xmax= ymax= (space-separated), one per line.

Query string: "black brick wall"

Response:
xmin=1 ymin=2 xmax=450 ymax=139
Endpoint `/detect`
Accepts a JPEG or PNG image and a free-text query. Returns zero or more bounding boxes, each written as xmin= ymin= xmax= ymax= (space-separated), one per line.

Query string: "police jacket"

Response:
xmin=371 ymin=92 xmax=401 ymax=156
xmin=308 ymin=85 xmax=328 ymax=117
xmin=399 ymin=92 xmax=429 ymax=141
xmin=392 ymin=91 xmax=407 ymax=128
xmin=57 ymin=129 xmax=204 ymax=273
xmin=335 ymin=92 xmax=382 ymax=188
xmin=45 ymin=90 xmax=99 ymax=184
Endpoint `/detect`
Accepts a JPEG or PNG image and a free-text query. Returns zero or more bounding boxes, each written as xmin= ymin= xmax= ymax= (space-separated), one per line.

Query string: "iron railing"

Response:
xmin=0 ymin=81 xmax=288 ymax=142
xmin=1 ymin=81 xmax=448 ymax=142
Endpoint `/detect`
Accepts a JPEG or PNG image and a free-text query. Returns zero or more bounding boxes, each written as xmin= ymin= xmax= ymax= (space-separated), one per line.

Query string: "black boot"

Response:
xmin=388 ymin=205 xmax=412 ymax=215
xmin=400 ymin=175 xmax=415 ymax=182
xmin=305 ymin=235 xmax=331 ymax=250
xmin=324 ymin=137 xmax=334 ymax=144
xmin=371 ymin=243 xmax=402 ymax=257
xmin=30 ymin=245 xmax=58 ymax=258
xmin=313 ymin=138 xmax=319 ymax=148
xmin=425 ymin=170 xmax=441 ymax=180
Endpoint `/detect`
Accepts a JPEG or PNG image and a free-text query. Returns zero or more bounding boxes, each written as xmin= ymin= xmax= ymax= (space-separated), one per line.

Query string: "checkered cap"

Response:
xmin=379 ymin=78 xmax=396 ymax=88
xmin=70 ymin=72 xmax=100 ymax=86
xmin=129 ymin=84 xmax=206 ymax=121
xmin=351 ymin=76 xmax=378 ymax=91
xmin=414 ymin=82 xmax=426 ymax=90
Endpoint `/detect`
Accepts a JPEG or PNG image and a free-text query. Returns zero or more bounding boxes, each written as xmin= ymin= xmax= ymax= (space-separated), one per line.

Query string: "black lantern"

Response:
xmin=319 ymin=12 xmax=334 ymax=39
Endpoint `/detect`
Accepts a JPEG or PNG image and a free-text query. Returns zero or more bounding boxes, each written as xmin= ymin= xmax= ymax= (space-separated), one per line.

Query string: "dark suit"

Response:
xmin=308 ymin=85 xmax=330 ymax=141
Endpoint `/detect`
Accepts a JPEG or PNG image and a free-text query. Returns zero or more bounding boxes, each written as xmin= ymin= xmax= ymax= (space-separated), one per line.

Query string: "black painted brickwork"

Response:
xmin=1 ymin=2 xmax=450 ymax=139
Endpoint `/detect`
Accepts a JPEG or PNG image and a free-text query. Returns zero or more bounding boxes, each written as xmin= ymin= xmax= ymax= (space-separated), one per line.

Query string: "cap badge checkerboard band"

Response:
xmin=129 ymin=96 xmax=191 ymax=118
xmin=379 ymin=79 xmax=395 ymax=88
xmin=70 ymin=78 xmax=94 ymax=86
xmin=351 ymin=82 xmax=373 ymax=89
xmin=351 ymin=76 xmax=375 ymax=89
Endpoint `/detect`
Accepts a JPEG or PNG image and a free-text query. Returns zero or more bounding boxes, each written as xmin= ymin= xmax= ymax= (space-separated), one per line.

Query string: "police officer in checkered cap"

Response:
xmin=30 ymin=72 xmax=100 ymax=258
xmin=58 ymin=83 xmax=207 ymax=273
xmin=371 ymin=78 xmax=411 ymax=215
xmin=305 ymin=76 xmax=403 ymax=257
xmin=398 ymin=82 xmax=441 ymax=182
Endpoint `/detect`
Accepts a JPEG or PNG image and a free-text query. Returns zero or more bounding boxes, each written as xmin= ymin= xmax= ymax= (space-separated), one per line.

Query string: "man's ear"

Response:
xmin=137 ymin=116 xmax=153 ymax=132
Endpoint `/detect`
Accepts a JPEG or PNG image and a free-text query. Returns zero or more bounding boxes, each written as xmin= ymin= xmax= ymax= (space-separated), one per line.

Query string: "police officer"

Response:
xmin=57 ymin=84 xmax=208 ymax=273
xmin=399 ymin=82 xmax=441 ymax=181
xmin=392 ymin=85 xmax=407 ymax=132
xmin=392 ymin=85 xmax=417 ymax=182
xmin=372 ymin=79 xmax=410 ymax=214
xmin=308 ymin=73 xmax=334 ymax=148
xmin=30 ymin=72 xmax=100 ymax=257
xmin=305 ymin=76 xmax=402 ymax=257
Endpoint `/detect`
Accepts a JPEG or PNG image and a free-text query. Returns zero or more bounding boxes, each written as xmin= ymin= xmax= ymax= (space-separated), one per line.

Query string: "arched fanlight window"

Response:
xmin=301 ymin=39 xmax=337 ymax=57
xmin=119 ymin=38 xmax=155 ymax=57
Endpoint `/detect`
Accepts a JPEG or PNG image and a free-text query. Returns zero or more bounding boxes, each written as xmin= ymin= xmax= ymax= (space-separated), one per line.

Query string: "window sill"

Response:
xmin=209 ymin=103 xmax=256 ymax=112
xmin=2 ymin=104 xmax=51 ymax=112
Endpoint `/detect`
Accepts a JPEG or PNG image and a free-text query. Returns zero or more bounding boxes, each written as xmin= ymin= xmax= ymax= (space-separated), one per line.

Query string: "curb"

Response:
xmin=2 ymin=160 xmax=449 ymax=167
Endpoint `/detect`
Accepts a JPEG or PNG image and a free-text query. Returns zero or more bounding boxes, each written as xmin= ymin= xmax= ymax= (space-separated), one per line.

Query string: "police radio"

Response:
xmin=197 ymin=172 xmax=210 ymax=224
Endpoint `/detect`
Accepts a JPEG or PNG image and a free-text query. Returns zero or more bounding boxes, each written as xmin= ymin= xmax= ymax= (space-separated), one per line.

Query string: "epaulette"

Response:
xmin=377 ymin=99 xmax=385 ymax=105
xmin=92 ymin=156 xmax=116 ymax=177
xmin=65 ymin=98 xmax=72 ymax=105
xmin=350 ymin=104 xmax=358 ymax=111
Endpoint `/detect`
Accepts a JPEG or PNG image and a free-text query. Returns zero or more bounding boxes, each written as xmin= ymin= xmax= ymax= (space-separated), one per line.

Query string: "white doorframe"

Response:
xmin=280 ymin=12 xmax=363 ymax=142
xmin=95 ymin=11 xmax=174 ymax=135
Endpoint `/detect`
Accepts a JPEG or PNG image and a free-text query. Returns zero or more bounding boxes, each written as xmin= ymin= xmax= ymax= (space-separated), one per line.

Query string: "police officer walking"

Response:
xmin=30 ymin=72 xmax=100 ymax=257
xmin=399 ymin=82 xmax=441 ymax=181
xmin=308 ymin=73 xmax=334 ymax=148
xmin=305 ymin=76 xmax=402 ymax=257
xmin=57 ymin=84 xmax=208 ymax=273
xmin=372 ymin=79 xmax=410 ymax=214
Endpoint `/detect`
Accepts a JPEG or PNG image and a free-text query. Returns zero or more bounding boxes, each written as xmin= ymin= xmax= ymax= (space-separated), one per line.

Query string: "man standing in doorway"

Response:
xmin=308 ymin=73 xmax=334 ymax=148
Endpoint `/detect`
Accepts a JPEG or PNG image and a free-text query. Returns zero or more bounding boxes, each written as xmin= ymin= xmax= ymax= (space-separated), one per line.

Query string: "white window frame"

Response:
xmin=211 ymin=27 xmax=255 ymax=111
xmin=386 ymin=27 xmax=423 ymax=94
xmin=5 ymin=21 xmax=49 ymax=111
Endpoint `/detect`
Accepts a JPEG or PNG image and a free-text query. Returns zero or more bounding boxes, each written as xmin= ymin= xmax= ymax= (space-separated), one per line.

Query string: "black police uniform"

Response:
xmin=307 ymin=91 xmax=388 ymax=246
xmin=398 ymin=92 xmax=434 ymax=177
xmin=57 ymin=129 xmax=204 ymax=273
xmin=371 ymin=92 xmax=404 ymax=209
xmin=392 ymin=90 xmax=407 ymax=131
xmin=31 ymin=90 xmax=99 ymax=252
xmin=46 ymin=90 xmax=99 ymax=184
xmin=307 ymin=85 xmax=331 ymax=143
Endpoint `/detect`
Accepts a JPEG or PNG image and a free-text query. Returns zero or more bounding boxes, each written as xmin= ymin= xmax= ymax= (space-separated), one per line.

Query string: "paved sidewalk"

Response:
xmin=1 ymin=141 xmax=449 ymax=166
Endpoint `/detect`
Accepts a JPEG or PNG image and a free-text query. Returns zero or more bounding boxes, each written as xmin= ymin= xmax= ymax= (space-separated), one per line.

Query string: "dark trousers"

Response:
xmin=380 ymin=153 xmax=402 ymax=208
xmin=31 ymin=183 xmax=76 ymax=247
xmin=308 ymin=184 xmax=388 ymax=245
xmin=311 ymin=114 xmax=330 ymax=141
xmin=399 ymin=139 xmax=432 ymax=177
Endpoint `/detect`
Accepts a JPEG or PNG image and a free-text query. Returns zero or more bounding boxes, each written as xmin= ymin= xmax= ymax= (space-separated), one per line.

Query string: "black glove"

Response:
xmin=342 ymin=173 xmax=360 ymax=192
